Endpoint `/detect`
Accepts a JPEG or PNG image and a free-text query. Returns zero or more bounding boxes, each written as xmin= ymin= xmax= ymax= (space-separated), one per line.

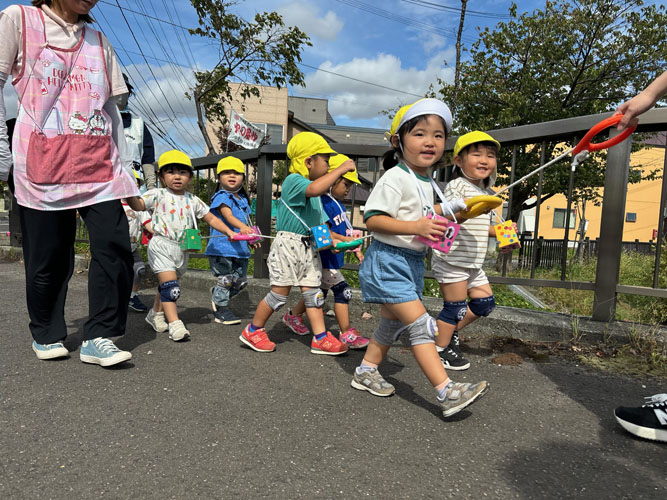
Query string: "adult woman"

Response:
xmin=0 ymin=0 xmax=138 ymax=366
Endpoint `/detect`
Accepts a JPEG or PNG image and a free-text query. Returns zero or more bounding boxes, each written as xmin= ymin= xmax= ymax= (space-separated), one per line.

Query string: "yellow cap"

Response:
xmin=216 ymin=156 xmax=245 ymax=175
xmin=328 ymin=154 xmax=360 ymax=184
xmin=453 ymin=131 xmax=500 ymax=157
xmin=287 ymin=132 xmax=337 ymax=177
xmin=158 ymin=149 xmax=192 ymax=170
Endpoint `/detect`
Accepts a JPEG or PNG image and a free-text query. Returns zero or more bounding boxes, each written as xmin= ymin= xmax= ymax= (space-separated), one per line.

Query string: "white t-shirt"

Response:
xmin=433 ymin=176 xmax=492 ymax=269
xmin=363 ymin=165 xmax=434 ymax=251
xmin=141 ymin=188 xmax=209 ymax=241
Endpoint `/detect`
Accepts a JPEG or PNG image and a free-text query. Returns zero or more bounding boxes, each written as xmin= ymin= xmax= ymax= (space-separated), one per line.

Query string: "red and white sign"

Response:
xmin=228 ymin=110 xmax=264 ymax=149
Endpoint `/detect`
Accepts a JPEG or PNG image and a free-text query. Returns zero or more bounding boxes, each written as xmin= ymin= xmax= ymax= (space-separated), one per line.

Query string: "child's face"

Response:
xmin=331 ymin=177 xmax=354 ymax=200
xmin=218 ymin=170 xmax=244 ymax=191
xmin=306 ymin=154 xmax=331 ymax=180
xmin=455 ymin=144 xmax=497 ymax=182
xmin=398 ymin=115 xmax=446 ymax=172
xmin=160 ymin=165 xmax=192 ymax=193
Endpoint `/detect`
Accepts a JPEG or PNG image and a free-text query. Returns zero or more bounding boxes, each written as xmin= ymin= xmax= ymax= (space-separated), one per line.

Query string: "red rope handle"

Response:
xmin=571 ymin=114 xmax=637 ymax=155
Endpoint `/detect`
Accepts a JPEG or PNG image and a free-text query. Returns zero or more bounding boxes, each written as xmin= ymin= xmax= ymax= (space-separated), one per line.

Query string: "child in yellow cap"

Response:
xmin=283 ymin=154 xmax=370 ymax=349
xmin=205 ymin=156 xmax=256 ymax=325
xmin=431 ymin=131 xmax=500 ymax=372
xmin=126 ymin=150 xmax=235 ymax=341
xmin=240 ymin=132 xmax=356 ymax=355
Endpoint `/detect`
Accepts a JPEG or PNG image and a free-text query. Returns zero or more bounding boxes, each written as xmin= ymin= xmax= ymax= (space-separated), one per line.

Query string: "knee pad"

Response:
xmin=372 ymin=317 xmax=406 ymax=346
xmin=331 ymin=281 xmax=352 ymax=304
xmin=217 ymin=274 xmax=235 ymax=289
xmin=233 ymin=275 xmax=248 ymax=291
xmin=469 ymin=295 xmax=495 ymax=317
xmin=303 ymin=288 xmax=325 ymax=308
xmin=437 ymin=300 xmax=468 ymax=326
xmin=264 ymin=291 xmax=288 ymax=311
xmin=405 ymin=313 xmax=438 ymax=346
xmin=159 ymin=280 xmax=181 ymax=303
xmin=133 ymin=261 xmax=145 ymax=283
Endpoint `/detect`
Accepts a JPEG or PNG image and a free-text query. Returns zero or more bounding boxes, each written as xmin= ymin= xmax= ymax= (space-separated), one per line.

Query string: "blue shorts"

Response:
xmin=359 ymin=240 xmax=426 ymax=304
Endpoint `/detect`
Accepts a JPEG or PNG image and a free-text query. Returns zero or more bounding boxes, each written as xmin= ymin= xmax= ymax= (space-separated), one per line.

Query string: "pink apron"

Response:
xmin=11 ymin=6 xmax=138 ymax=210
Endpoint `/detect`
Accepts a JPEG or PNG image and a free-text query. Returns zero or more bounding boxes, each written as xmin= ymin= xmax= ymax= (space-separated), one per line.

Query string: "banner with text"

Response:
xmin=228 ymin=110 xmax=264 ymax=149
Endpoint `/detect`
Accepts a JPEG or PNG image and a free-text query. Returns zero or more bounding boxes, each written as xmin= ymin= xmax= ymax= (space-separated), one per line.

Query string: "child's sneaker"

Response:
xmin=615 ymin=394 xmax=667 ymax=442
xmin=168 ymin=320 xmax=190 ymax=341
xmin=145 ymin=309 xmax=168 ymax=333
xmin=339 ymin=327 xmax=370 ymax=349
xmin=128 ymin=294 xmax=148 ymax=312
xmin=439 ymin=381 xmax=489 ymax=417
xmin=32 ymin=341 xmax=69 ymax=360
xmin=282 ymin=310 xmax=309 ymax=335
xmin=240 ymin=324 xmax=276 ymax=352
xmin=214 ymin=309 xmax=241 ymax=325
xmin=351 ymin=368 xmax=395 ymax=397
xmin=437 ymin=331 xmax=470 ymax=370
xmin=310 ymin=332 xmax=348 ymax=356
xmin=80 ymin=337 xmax=132 ymax=367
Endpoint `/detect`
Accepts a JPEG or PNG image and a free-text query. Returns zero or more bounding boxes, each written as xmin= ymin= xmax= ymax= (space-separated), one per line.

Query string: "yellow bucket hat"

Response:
xmin=158 ymin=149 xmax=193 ymax=171
xmin=387 ymin=98 xmax=453 ymax=137
xmin=453 ymin=131 xmax=501 ymax=157
xmin=287 ymin=132 xmax=337 ymax=177
xmin=328 ymin=154 xmax=360 ymax=184
xmin=216 ymin=156 xmax=245 ymax=175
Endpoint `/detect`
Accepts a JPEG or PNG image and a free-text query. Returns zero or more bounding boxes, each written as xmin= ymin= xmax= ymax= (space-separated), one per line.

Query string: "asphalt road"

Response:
xmin=0 ymin=261 xmax=665 ymax=499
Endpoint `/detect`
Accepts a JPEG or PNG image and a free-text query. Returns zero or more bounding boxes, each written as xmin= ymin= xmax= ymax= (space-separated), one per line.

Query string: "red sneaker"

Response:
xmin=339 ymin=327 xmax=370 ymax=349
xmin=311 ymin=332 xmax=348 ymax=356
xmin=240 ymin=324 xmax=276 ymax=353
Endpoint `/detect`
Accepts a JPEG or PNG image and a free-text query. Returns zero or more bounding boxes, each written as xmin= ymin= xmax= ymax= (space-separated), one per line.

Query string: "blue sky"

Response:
xmin=0 ymin=0 xmax=659 ymax=156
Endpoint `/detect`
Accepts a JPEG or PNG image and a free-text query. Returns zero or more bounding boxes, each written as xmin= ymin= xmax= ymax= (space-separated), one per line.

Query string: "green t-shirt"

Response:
xmin=276 ymin=174 xmax=329 ymax=235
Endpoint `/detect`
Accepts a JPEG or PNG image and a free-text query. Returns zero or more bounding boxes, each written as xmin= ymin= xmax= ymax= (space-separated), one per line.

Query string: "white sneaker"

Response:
xmin=145 ymin=309 xmax=168 ymax=333
xmin=168 ymin=320 xmax=190 ymax=341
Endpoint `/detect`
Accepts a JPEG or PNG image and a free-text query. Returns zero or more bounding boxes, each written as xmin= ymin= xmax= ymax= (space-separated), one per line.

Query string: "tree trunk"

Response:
xmin=194 ymin=91 xmax=217 ymax=155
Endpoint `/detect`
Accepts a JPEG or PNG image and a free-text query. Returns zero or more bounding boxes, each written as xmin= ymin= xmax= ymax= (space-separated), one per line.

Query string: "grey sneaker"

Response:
xmin=145 ymin=309 xmax=168 ymax=333
xmin=439 ymin=381 xmax=489 ymax=417
xmin=168 ymin=320 xmax=190 ymax=341
xmin=351 ymin=368 xmax=395 ymax=397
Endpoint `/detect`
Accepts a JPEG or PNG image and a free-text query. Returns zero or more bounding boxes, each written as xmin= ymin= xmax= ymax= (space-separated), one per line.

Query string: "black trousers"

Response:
xmin=19 ymin=200 xmax=133 ymax=344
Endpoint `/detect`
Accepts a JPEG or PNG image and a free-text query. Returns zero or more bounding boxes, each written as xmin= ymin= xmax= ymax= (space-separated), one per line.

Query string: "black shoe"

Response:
xmin=128 ymin=295 xmax=148 ymax=312
xmin=214 ymin=309 xmax=241 ymax=325
xmin=439 ymin=332 xmax=470 ymax=370
xmin=614 ymin=394 xmax=667 ymax=442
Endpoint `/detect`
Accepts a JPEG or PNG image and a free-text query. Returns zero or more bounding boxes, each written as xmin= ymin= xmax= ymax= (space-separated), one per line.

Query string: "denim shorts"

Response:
xmin=359 ymin=240 xmax=427 ymax=304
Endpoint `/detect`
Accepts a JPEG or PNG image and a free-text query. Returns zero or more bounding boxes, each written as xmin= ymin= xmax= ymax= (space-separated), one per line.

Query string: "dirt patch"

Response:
xmin=491 ymin=352 xmax=523 ymax=365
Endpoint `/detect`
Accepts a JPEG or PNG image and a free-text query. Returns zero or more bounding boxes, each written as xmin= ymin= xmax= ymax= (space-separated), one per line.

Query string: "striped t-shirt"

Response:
xmin=433 ymin=177 xmax=492 ymax=269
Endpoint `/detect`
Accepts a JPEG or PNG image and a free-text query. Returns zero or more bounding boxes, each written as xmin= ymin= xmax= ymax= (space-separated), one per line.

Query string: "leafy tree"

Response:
xmin=438 ymin=0 xmax=667 ymax=220
xmin=188 ymin=0 xmax=310 ymax=154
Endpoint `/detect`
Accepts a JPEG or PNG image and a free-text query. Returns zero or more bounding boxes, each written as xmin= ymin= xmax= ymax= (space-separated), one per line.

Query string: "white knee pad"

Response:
xmin=303 ymin=288 xmax=325 ymax=308
xmin=372 ymin=317 xmax=406 ymax=346
xmin=133 ymin=261 xmax=145 ymax=283
xmin=404 ymin=313 xmax=437 ymax=346
xmin=264 ymin=291 xmax=288 ymax=311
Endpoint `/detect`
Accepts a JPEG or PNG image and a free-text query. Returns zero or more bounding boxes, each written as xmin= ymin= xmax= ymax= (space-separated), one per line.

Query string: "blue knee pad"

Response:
xmin=469 ymin=295 xmax=495 ymax=317
xmin=159 ymin=280 xmax=181 ymax=303
xmin=233 ymin=275 xmax=248 ymax=291
xmin=437 ymin=300 xmax=468 ymax=326
xmin=331 ymin=281 xmax=352 ymax=304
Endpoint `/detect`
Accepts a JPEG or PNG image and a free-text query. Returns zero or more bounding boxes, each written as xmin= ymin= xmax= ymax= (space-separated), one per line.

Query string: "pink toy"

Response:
xmin=415 ymin=213 xmax=460 ymax=254
xmin=231 ymin=225 xmax=262 ymax=245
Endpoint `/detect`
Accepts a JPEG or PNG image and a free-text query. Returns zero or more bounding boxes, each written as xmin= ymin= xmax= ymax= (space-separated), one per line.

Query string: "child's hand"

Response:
xmin=355 ymin=249 xmax=364 ymax=263
xmin=415 ymin=215 xmax=446 ymax=241
xmin=338 ymin=159 xmax=356 ymax=174
xmin=251 ymin=241 xmax=261 ymax=250
xmin=226 ymin=229 xmax=236 ymax=239
xmin=239 ymin=225 xmax=254 ymax=235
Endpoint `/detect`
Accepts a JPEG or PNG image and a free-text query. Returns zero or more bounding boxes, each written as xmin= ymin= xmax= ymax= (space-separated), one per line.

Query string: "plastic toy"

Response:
xmin=462 ymin=195 xmax=503 ymax=219
xmin=230 ymin=225 xmax=262 ymax=245
xmin=312 ymin=224 xmax=333 ymax=251
xmin=415 ymin=213 xmax=460 ymax=254
xmin=179 ymin=228 xmax=202 ymax=251
xmin=334 ymin=239 xmax=363 ymax=251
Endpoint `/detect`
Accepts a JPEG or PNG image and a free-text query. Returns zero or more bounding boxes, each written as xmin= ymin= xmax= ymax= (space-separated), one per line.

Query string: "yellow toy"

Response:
xmin=461 ymin=195 xmax=502 ymax=218
xmin=494 ymin=220 xmax=520 ymax=251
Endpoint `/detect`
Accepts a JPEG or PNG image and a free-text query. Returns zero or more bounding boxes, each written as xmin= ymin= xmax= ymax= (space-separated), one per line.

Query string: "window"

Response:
xmin=626 ymin=212 xmax=637 ymax=223
xmin=266 ymin=124 xmax=284 ymax=144
xmin=552 ymin=208 xmax=575 ymax=229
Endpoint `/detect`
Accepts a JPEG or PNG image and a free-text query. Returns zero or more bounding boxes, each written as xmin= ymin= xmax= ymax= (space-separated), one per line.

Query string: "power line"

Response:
xmin=400 ymin=0 xmax=512 ymax=19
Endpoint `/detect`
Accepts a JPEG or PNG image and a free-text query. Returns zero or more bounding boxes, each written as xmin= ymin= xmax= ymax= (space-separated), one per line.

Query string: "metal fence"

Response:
xmin=8 ymin=109 xmax=667 ymax=322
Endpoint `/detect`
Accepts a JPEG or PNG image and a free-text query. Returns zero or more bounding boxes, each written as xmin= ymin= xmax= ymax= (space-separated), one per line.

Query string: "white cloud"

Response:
xmin=277 ymin=1 xmax=344 ymax=41
xmin=299 ymin=51 xmax=455 ymax=126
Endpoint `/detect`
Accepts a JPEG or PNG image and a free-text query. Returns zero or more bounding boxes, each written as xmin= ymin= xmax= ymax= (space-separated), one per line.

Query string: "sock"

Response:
xmin=436 ymin=378 xmax=453 ymax=400
xmin=248 ymin=323 xmax=259 ymax=333
xmin=315 ymin=331 xmax=327 ymax=341
xmin=356 ymin=359 xmax=378 ymax=374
